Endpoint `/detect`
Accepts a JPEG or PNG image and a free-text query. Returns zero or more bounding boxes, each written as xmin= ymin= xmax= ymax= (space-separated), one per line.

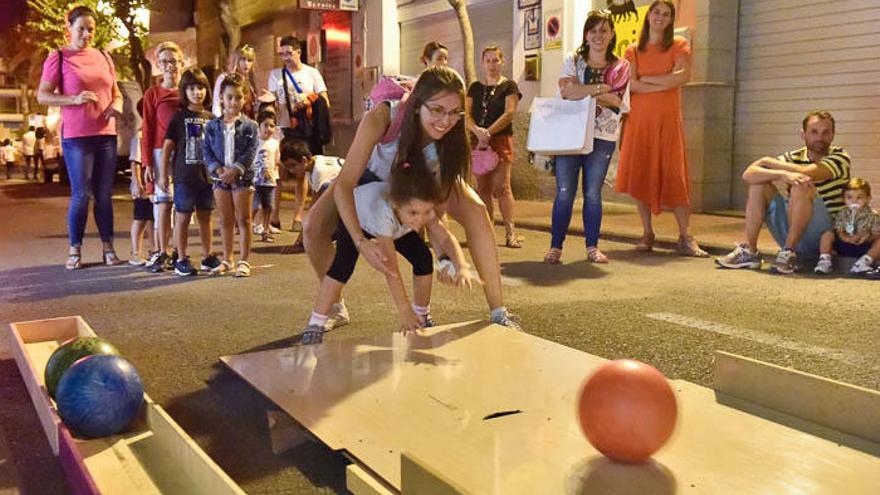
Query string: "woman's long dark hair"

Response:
xmin=576 ymin=10 xmax=617 ymax=64
xmin=638 ymin=0 xmax=676 ymax=52
xmin=393 ymin=66 xmax=469 ymax=200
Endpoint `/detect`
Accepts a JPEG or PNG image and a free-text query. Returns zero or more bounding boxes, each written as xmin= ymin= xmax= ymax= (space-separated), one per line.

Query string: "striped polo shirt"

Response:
xmin=778 ymin=146 xmax=851 ymax=213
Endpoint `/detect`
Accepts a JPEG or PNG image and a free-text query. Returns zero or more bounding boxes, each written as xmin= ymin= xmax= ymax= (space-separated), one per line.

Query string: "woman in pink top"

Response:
xmin=141 ymin=41 xmax=183 ymax=272
xmin=37 ymin=6 xmax=124 ymax=270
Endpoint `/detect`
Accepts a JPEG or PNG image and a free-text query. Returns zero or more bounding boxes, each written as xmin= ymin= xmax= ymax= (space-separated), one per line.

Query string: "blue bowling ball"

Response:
xmin=55 ymin=355 xmax=144 ymax=438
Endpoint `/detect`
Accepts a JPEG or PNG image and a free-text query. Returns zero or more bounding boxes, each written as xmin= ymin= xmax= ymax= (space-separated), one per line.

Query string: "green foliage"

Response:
xmin=25 ymin=0 xmax=117 ymax=52
xmin=24 ymin=0 xmax=151 ymax=82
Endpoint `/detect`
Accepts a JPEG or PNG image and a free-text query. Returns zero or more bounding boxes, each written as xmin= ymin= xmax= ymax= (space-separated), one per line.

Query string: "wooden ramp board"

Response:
xmin=221 ymin=322 xmax=880 ymax=494
xmin=5 ymin=316 xmax=245 ymax=495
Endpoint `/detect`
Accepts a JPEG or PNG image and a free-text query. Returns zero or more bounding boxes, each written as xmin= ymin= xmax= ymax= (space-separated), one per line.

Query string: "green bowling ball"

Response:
xmin=44 ymin=337 xmax=120 ymax=399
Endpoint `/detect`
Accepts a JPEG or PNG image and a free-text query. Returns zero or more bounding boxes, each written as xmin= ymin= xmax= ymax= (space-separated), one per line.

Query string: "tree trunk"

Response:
xmin=447 ymin=0 xmax=476 ymax=87
xmin=218 ymin=0 xmax=241 ymax=73
xmin=114 ymin=3 xmax=151 ymax=91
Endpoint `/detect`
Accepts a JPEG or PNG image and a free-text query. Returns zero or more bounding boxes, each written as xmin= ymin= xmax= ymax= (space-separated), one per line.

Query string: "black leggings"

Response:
xmin=327 ymin=223 xmax=433 ymax=283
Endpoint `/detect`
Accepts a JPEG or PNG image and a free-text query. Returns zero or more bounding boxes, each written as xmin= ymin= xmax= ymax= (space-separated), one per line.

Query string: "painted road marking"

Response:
xmin=645 ymin=312 xmax=878 ymax=371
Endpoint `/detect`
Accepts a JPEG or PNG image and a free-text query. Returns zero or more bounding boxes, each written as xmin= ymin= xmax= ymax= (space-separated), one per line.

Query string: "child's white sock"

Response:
xmin=819 ymin=253 xmax=832 ymax=260
xmin=412 ymin=304 xmax=430 ymax=317
xmin=308 ymin=311 xmax=329 ymax=328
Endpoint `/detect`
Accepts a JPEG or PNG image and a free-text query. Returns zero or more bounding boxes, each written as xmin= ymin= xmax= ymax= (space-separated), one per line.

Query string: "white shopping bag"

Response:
xmin=527 ymin=97 xmax=595 ymax=156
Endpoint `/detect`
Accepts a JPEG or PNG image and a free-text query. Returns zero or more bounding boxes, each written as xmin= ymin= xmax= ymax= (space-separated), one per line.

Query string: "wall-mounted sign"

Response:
xmin=299 ymin=0 xmax=339 ymax=10
xmin=544 ymin=9 xmax=561 ymax=50
xmin=612 ymin=3 xmax=649 ymax=57
xmin=524 ymin=6 xmax=541 ymax=51
xmin=339 ymin=0 xmax=358 ymax=11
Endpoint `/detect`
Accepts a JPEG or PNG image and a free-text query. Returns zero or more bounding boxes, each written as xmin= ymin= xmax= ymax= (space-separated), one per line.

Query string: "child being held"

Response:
xmin=299 ymin=161 xmax=477 ymax=345
xmin=252 ymin=111 xmax=281 ymax=243
xmin=280 ymin=138 xmax=344 ymax=253
xmin=814 ymin=178 xmax=880 ymax=275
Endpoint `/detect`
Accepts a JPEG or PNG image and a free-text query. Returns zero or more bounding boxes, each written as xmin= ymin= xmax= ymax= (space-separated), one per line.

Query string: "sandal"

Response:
xmin=234 ymin=260 xmax=252 ymax=277
xmin=543 ymin=248 xmax=562 ymax=264
xmin=65 ymin=251 xmax=82 ymax=270
xmin=677 ymin=235 xmax=709 ymax=258
xmin=103 ymin=250 xmax=125 ymax=266
xmin=635 ymin=233 xmax=655 ymax=252
xmin=504 ymin=232 xmax=522 ymax=249
xmin=212 ymin=260 xmax=233 ymax=275
xmin=587 ymin=247 xmax=608 ymax=264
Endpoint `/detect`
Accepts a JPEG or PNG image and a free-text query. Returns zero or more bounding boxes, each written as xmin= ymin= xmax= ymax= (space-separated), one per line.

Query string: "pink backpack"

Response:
xmin=369 ymin=76 xmax=416 ymax=145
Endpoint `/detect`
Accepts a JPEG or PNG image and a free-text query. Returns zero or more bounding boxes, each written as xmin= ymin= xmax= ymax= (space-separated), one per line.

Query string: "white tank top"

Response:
xmin=366 ymin=100 xmax=440 ymax=181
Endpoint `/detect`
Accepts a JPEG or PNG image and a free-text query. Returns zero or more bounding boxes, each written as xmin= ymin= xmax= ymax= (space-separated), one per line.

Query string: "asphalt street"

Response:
xmin=1 ymin=180 xmax=878 ymax=494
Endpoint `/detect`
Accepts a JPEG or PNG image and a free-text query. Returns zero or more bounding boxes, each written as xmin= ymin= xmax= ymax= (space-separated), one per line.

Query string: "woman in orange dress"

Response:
xmin=616 ymin=0 xmax=707 ymax=257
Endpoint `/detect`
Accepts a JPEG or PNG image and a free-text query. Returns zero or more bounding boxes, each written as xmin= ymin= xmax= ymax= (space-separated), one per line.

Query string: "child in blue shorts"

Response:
xmin=159 ymin=67 xmax=220 ymax=276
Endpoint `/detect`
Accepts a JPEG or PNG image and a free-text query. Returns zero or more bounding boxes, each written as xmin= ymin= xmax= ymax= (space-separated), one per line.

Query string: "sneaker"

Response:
xmin=144 ymin=251 xmax=161 ymax=268
xmin=300 ymin=324 xmax=326 ymax=345
xmin=813 ymin=255 xmax=833 ymax=275
xmin=128 ymin=254 xmax=147 ymax=266
xmin=200 ymin=254 xmax=221 ymax=271
xmin=769 ymin=249 xmax=797 ymax=275
xmin=261 ymin=232 xmax=275 ymax=243
xmin=234 ymin=260 xmax=251 ymax=277
xmin=866 ymin=268 xmax=880 ymax=280
xmin=253 ymin=224 xmax=265 ymax=235
xmin=715 ymin=244 xmax=762 ymax=269
xmin=421 ymin=314 xmax=436 ymax=328
xmin=326 ymin=302 xmax=350 ymax=330
xmin=269 ymin=225 xmax=283 ymax=234
xmin=149 ymin=252 xmax=170 ymax=273
xmin=850 ymin=255 xmax=875 ymax=275
xmin=174 ymin=256 xmax=198 ymax=276
xmin=490 ymin=309 xmax=522 ymax=331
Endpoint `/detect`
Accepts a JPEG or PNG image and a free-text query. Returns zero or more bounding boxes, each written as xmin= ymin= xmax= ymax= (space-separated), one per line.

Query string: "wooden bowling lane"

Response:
xmin=221 ymin=322 xmax=880 ymax=494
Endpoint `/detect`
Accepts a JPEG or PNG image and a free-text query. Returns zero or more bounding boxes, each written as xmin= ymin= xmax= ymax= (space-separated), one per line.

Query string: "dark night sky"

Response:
xmin=0 ymin=0 xmax=28 ymax=35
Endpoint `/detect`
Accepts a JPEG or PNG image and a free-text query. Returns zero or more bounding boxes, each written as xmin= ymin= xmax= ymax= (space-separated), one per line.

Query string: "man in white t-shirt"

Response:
xmin=267 ymin=36 xmax=329 ymax=144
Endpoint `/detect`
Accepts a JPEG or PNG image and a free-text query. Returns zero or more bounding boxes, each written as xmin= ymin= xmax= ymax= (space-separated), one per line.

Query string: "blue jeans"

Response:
xmin=550 ymin=139 xmax=616 ymax=249
xmin=765 ymin=193 xmax=833 ymax=256
xmin=62 ymin=135 xmax=117 ymax=246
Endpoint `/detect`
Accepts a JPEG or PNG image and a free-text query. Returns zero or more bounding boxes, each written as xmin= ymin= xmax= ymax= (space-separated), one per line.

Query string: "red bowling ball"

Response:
xmin=577 ymin=359 xmax=677 ymax=463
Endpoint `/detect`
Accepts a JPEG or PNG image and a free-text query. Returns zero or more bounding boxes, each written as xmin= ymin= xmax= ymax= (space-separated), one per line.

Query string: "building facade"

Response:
xmin=165 ymin=0 xmax=878 ymax=210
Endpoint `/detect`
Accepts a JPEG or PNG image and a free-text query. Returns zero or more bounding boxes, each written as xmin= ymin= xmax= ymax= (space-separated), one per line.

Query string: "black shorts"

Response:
xmin=133 ymin=198 xmax=153 ymax=221
xmin=326 ymin=223 xmax=433 ymax=284
xmin=174 ymin=181 xmax=215 ymax=214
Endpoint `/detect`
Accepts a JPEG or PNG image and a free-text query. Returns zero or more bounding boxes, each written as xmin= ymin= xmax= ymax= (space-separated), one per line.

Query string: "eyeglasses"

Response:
xmin=157 ymin=58 xmax=183 ymax=67
xmin=423 ymin=104 xmax=464 ymax=122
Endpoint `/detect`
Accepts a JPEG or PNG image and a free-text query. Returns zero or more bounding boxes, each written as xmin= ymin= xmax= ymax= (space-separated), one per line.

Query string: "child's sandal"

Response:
xmin=212 ymin=260 xmax=233 ymax=275
xmin=587 ymin=247 xmax=609 ymax=264
xmin=234 ymin=260 xmax=251 ymax=277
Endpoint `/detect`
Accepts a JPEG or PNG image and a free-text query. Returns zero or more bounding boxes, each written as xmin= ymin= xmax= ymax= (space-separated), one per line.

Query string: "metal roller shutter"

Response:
xmin=399 ymin=0 xmax=513 ymax=79
xmin=732 ymin=0 xmax=880 ymax=207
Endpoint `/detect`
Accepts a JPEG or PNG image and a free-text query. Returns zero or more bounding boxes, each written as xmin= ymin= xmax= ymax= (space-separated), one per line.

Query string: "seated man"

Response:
xmin=716 ymin=111 xmax=851 ymax=274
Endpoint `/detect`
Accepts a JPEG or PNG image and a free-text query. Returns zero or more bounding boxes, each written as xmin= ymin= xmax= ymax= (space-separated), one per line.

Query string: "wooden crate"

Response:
xmin=4 ymin=316 xmax=245 ymax=495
